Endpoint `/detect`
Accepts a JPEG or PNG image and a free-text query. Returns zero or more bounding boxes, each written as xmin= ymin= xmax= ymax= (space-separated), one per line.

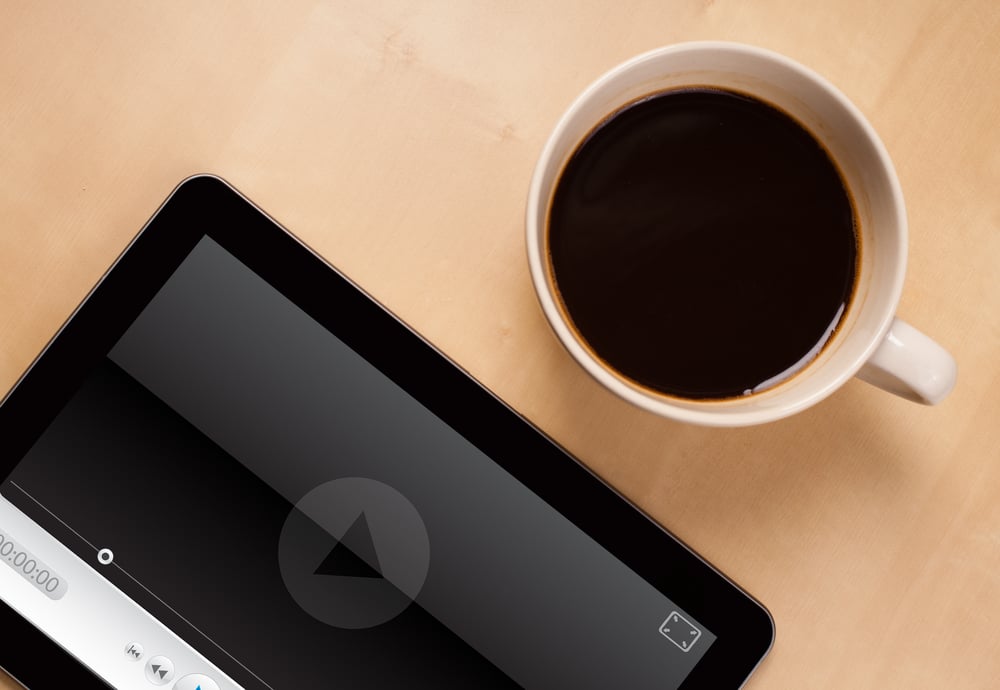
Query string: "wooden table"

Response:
xmin=2 ymin=2 xmax=998 ymax=688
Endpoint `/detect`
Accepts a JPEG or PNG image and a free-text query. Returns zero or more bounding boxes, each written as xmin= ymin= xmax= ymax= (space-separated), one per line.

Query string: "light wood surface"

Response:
xmin=2 ymin=2 xmax=999 ymax=688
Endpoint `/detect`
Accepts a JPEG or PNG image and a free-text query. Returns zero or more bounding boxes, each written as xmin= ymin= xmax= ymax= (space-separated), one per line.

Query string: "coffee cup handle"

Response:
xmin=856 ymin=317 xmax=957 ymax=404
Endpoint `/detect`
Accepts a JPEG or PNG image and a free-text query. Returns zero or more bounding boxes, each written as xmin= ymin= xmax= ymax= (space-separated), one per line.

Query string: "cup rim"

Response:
xmin=525 ymin=40 xmax=908 ymax=426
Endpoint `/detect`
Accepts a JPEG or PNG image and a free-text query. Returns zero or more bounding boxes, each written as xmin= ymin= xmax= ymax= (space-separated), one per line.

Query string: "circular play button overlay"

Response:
xmin=278 ymin=477 xmax=430 ymax=629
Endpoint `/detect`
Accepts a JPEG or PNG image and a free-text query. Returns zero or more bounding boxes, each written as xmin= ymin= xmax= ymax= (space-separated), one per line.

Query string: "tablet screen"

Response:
xmin=2 ymin=236 xmax=716 ymax=688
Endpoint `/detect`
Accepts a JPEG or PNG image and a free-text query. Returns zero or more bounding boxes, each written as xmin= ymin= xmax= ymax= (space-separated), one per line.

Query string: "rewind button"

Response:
xmin=144 ymin=655 xmax=174 ymax=685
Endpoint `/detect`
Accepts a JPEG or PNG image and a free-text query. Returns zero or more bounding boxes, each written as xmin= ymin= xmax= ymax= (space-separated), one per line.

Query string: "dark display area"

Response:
xmin=2 ymin=235 xmax=713 ymax=689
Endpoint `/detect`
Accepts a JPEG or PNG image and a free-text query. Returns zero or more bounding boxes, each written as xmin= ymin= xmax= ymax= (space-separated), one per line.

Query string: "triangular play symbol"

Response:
xmin=151 ymin=665 xmax=160 ymax=673
xmin=158 ymin=670 xmax=167 ymax=679
xmin=314 ymin=512 xmax=383 ymax=578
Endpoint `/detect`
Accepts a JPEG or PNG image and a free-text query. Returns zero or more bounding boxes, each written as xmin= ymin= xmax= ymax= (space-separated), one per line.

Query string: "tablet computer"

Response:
xmin=0 ymin=175 xmax=773 ymax=689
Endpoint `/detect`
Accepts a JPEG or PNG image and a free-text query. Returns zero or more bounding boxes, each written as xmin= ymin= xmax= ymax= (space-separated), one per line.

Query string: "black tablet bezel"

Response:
xmin=0 ymin=598 xmax=110 ymax=689
xmin=0 ymin=175 xmax=773 ymax=688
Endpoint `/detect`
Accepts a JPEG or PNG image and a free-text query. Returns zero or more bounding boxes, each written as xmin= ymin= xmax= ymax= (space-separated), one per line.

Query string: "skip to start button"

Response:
xmin=172 ymin=674 xmax=219 ymax=690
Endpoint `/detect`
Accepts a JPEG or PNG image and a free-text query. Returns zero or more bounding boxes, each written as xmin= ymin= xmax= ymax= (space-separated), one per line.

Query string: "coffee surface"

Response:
xmin=548 ymin=88 xmax=857 ymax=399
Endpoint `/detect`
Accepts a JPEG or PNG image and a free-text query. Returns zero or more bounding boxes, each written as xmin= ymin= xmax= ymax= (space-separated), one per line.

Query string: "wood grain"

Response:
xmin=1 ymin=1 xmax=998 ymax=688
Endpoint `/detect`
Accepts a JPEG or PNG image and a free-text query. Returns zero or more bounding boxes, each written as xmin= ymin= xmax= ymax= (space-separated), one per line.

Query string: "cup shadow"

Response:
xmin=530 ymin=343 xmax=923 ymax=561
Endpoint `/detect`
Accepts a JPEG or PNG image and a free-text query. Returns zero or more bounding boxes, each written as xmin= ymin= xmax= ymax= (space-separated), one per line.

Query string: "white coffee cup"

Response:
xmin=526 ymin=41 xmax=956 ymax=427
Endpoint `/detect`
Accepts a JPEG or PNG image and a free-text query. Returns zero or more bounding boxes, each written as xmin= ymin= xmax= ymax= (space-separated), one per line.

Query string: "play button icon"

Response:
xmin=278 ymin=477 xmax=430 ymax=629
xmin=313 ymin=513 xmax=383 ymax=578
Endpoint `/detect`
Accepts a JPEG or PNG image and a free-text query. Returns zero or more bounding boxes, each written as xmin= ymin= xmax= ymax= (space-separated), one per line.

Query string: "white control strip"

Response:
xmin=0 ymin=495 xmax=244 ymax=690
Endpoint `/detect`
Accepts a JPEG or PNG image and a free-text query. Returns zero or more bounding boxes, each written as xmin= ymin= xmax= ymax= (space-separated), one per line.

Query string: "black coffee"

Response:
xmin=548 ymin=88 xmax=858 ymax=399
